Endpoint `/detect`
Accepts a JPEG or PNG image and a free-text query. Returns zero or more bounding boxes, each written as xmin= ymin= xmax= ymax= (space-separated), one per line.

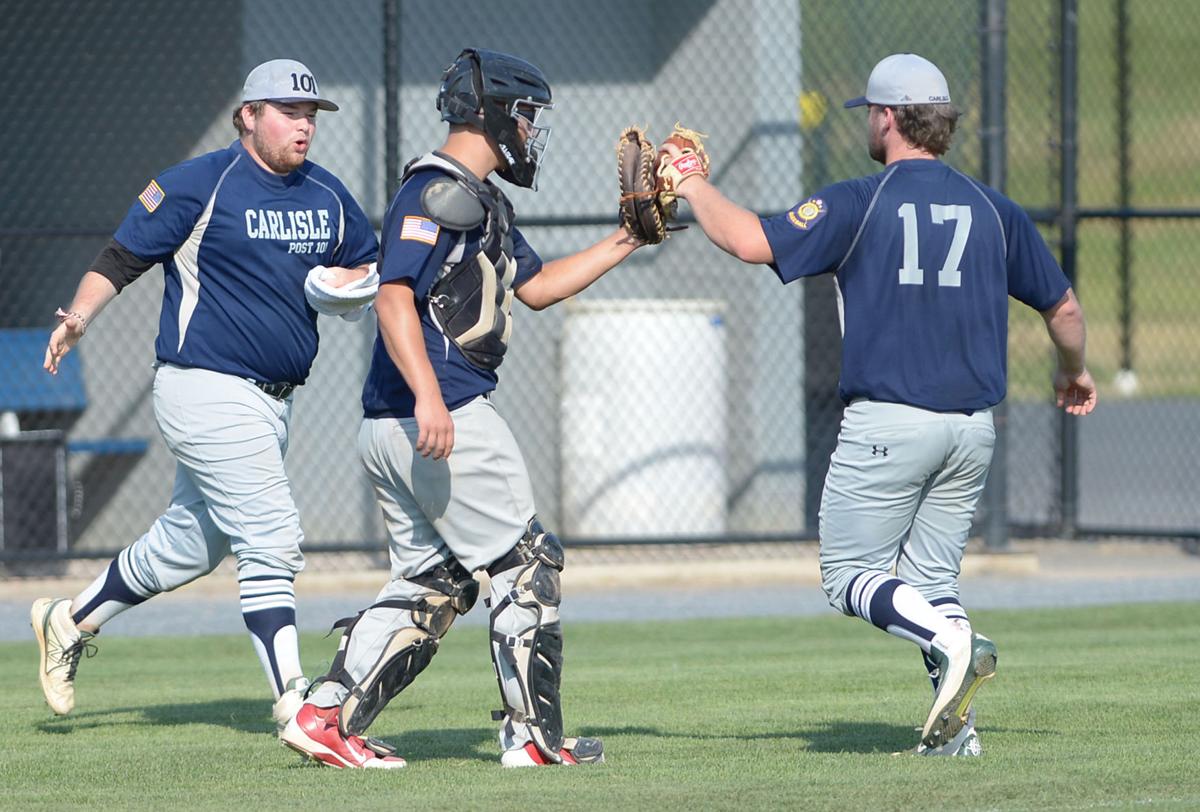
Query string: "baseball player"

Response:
xmin=280 ymin=48 xmax=643 ymax=769
xmin=31 ymin=59 xmax=378 ymax=733
xmin=662 ymin=53 xmax=1097 ymax=755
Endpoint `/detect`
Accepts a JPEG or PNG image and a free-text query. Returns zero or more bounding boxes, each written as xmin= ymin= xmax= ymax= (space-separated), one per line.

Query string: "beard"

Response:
xmin=868 ymin=126 xmax=886 ymax=164
xmin=253 ymin=132 xmax=307 ymax=174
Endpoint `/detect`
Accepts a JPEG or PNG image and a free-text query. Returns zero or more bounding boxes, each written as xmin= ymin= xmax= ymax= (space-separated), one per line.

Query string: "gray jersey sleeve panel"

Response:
xmin=174 ymin=156 xmax=243 ymax=352
xmin=304 ymin=175 xmax=346 ymax=255
xmin=952 ymin=168 xmax=1007 ymax=261
xmin=835 ymin=164 xmax=901 ymax=274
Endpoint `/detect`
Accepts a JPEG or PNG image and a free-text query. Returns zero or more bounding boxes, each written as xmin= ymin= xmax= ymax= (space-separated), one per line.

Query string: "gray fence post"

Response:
xmin=383 ymin=0 xmax=400 ymax=203
xmin=1116 ymin=0 xmax=1134 ymax=381
xmin=981 ymin=0 xmax=1010 ymax=550
xmin=1058 ymin=0 xmax=1080 ymax=539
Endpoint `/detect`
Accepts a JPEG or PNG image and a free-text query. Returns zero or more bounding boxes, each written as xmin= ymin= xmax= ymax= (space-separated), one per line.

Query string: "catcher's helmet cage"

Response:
xmin=436 ymin=48 xmax=554 ymax=190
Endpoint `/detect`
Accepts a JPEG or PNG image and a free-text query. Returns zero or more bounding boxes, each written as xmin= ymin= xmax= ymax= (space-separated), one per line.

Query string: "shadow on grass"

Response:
xmin=796 ymin=721 xmax=1063 ymax=753
xmin=793 ymin=720 xmax=930 ymax=753
xmin=373 ymin=726 xmax=498 ymax=764
xmin=580 ymin=722 xmax=914 ymax=753
xmin=278 ymin=726 xmax=501 ymax=767
xmin=36 ymin=698 xmax=278 ymax=735
xmin=578 ymin=721 xmax=1058 ymax=755
xmin=35 ymin=699 xmax=500 ymax=763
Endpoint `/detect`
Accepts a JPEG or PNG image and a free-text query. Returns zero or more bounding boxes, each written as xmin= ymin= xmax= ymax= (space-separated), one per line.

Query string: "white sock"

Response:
xmin=239 ymin=577 xmax=303 ymax=698
xmin=846 ymin=572 xmax=961 ymax=653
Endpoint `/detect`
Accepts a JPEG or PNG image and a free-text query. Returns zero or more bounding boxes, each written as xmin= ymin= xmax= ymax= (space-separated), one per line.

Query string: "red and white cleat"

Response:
xmin=501 ymin=737 xmax=605 ymax=767
xmin=281 ymin=703 xmax=406 ymax=769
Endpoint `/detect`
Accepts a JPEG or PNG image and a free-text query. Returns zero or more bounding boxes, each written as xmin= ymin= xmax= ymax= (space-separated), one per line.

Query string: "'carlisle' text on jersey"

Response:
xmin=761 ymin=159 xmax=1069 ymax=412
xmin=114 ymin=140 xmax=377 ymax=384
xmin=244 ymin=208 xmax=333 ymax=241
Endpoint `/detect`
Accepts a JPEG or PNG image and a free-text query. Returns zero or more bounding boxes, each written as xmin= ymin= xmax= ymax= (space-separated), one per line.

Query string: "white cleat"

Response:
xmin=917 ymin=708 xmax=982 ymax=756
xmin=273 ymin=676 xmax=311 ymax=734
xmin=31 ymin=597 xmax=96 ymax=715
xmin=922 ymin=632 xmax=997 ymax=749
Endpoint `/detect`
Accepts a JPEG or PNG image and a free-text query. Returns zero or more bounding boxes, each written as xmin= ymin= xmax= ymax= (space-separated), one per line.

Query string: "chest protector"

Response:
xmin=402 ymin=152 xmax=518 ymax=371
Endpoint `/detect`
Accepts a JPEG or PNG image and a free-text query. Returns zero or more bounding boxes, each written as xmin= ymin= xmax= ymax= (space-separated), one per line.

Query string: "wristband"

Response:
xmin=55 ymin=307 xmax=88 ymax=334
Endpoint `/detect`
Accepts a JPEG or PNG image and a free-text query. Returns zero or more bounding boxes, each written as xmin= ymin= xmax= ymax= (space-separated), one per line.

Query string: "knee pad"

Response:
xmin=486 ymin=517 xmax=568 ymax=762
xmin=321 ymin=560 xmax=479 ymax=737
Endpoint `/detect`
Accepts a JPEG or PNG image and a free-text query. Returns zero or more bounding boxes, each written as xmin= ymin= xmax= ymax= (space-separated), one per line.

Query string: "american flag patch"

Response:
xmin=400 ymin=215 xmax=440 ymax=245
xmin=138 ymin=179 xmax=165 ymax=213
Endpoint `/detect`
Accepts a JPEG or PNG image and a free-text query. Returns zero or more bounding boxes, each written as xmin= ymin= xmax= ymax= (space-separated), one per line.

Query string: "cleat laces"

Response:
xmin=53 ymin=632 xmax=98 ymax=681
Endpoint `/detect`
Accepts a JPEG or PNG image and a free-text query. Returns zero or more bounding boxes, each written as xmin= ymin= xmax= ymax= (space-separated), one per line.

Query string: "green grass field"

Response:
xmin=4 ymin=602 xmax=1199 ymax=810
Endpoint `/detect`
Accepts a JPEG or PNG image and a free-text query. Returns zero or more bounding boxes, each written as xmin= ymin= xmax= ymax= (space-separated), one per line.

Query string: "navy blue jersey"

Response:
xmin=361 ymin=167 xmax=543 ymax=419
xmin=114 ymin=140 xmax=377 ymax=384
xmin=761 ymin=159 xmax=1069 ymax=412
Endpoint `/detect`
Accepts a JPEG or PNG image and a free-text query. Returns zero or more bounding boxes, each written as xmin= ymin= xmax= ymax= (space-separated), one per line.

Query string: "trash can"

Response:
xmin=0 ymin=430 xmax=68 ymax=554
xmin=560 ymin=299 xmax=727 ymax=538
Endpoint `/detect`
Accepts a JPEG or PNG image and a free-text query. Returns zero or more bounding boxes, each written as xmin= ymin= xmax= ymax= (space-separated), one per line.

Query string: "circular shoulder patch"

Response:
xmin=787 ymin=197 xmax=828 ymax=231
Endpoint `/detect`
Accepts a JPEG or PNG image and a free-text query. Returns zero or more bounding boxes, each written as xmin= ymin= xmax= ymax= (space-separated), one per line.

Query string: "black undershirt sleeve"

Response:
xmin=89 ymin=238 xmax=156 ymax=293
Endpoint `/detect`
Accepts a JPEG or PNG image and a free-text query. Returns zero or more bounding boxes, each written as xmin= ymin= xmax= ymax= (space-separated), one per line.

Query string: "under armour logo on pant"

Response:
xmin=872 ymin=445 xmax=888 ymax=457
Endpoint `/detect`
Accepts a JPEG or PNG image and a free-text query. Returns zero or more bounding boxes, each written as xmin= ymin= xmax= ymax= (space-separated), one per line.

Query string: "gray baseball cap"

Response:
xmin=843 ymin=53 xmax=951 ymax=108
xmin=242 ymin=59 xmax=339 ymax=111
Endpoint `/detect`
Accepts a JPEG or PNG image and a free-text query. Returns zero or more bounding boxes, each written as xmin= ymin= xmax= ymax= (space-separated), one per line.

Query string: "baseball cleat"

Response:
xmin=280 ymin=703 xmax=406 ymax=769
xmin=916 ymin=707 xmax=981 ymax=757
xmin=272 ymin=676 xmax=311 ymax=733
xmin=501 ymin=737 xmax=605 ymax=767
xmin=921 ymin=632 xmax=997 ymax=750
xmin=907 ymin=728 xmax=982 ymax=757
xmin=31 ymin=597 xmax=96 ymax=715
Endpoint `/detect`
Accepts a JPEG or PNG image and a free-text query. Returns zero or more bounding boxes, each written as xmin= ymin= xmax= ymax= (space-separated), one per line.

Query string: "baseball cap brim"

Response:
xmin=843 ymin=96 xmax=870 ymax=109
xmin=250 ymin=96 xmax=339 ymax=112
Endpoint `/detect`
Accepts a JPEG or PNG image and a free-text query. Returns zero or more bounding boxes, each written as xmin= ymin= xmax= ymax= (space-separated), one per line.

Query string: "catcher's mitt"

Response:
xmin=616 ymin=124 xmax=710 ymax=244
xmin=616 ymin=125 xmax=671 ymax=244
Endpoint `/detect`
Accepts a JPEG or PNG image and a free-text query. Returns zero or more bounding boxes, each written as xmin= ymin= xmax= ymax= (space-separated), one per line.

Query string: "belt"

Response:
xmin=253 ymin=380 xmax=297 ymax=400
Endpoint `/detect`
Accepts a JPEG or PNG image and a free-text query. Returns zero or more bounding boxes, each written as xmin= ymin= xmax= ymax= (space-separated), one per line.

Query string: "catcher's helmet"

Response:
xmin=436 ymin=48 xmax=554 ymax=190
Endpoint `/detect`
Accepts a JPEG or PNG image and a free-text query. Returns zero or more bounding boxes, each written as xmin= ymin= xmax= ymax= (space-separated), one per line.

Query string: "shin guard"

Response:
xmin=319 ymin=561 xmax=479 ymax=737
xmin=487 ymin=518 xmax=568 ymax=762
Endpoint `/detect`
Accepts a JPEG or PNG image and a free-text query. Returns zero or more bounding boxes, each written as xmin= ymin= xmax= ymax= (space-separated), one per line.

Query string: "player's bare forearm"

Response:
xmin=1041 ymin=288 xmax=1087 ymax=374
xmin=515 ymin=227 xmax=639 ymax=311
xmin=44 ymin=271 xmax=119 ymax=374
xmin=1041 ymin=288 xmax=1097 ymax=415
xmin=67 ymin=271 xmax=119 ymax=324
xmin=676 ymin=177 xmax=774 ymax=265
xmin=375 ymin=282 xmax=454 ymax=458
xmin=375 ymin=283 xmax=444 ymax=405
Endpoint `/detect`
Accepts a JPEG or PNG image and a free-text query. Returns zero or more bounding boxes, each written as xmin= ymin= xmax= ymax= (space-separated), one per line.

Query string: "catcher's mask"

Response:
xmin=436 ymin=48 xmax=554 ymax=190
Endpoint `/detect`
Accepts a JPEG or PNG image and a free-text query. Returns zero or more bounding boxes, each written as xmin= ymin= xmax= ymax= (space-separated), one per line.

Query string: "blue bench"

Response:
xmin=0 ymin=328 xmax=88 ymax=416
xmin=0 ymin=328 xmax=150 ymax=455
xmin=0 ymin=329 xmax=150 ymax=553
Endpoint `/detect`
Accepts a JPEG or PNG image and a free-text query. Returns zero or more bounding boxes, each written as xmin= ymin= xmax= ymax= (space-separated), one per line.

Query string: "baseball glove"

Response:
xmin=616 ymin=125 xmax=670 ymax=244
xmin=656 ymin=123 xmax=709 ymax=206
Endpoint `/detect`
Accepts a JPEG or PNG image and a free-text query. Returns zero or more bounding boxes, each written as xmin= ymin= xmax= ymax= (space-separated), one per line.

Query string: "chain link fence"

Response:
xmin=1 ymin=0 xmax=1196 ymax=563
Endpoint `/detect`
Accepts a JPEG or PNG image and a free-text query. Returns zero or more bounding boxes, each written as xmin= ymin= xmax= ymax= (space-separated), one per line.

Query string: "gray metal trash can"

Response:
xmin=0 ymin=430 xmax=68 ymax=554
xmin=560 ymin=299 xmax=727 ymax=539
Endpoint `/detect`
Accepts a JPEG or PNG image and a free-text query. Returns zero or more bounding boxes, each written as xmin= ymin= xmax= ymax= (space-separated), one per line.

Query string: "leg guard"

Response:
xmin=487 ymin=517 xmax=568 ymax=762
xmin=319 ymin=560 xmax=479 ymax=737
